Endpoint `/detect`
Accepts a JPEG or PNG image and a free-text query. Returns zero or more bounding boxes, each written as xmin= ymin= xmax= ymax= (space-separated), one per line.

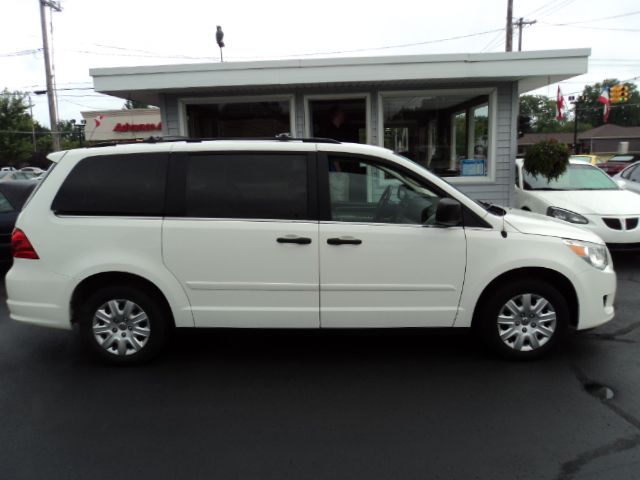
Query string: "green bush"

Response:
xmin=523 ymin=139 xmax=569 ymax=182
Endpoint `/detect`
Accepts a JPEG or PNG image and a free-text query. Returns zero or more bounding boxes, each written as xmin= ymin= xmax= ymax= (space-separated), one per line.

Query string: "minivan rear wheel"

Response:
xmin=477 ymin=279 xmax=569 ymax=359
xmin=78 ymin=284 xmax=169 ymax=365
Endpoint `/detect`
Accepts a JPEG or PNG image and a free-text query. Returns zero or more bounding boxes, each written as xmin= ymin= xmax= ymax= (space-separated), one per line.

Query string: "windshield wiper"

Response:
xmin=479 ymin=201 xmax=507 ymax=216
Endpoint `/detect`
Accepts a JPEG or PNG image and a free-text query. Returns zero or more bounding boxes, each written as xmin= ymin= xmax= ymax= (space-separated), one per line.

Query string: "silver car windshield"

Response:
xmin=523 ymin=164 xmax=619 ymax=191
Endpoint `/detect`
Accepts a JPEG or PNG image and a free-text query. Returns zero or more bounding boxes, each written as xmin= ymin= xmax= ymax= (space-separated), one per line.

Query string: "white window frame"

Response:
xmin=450 ymin=109 xmax=467 ymax=169
xmin=378 ymin=88 xmax=498 ymax=184
xmin=178 ymin=95 xmax=296 ymax=138
xmin=303 ymin=93 xmax=372 ymax=144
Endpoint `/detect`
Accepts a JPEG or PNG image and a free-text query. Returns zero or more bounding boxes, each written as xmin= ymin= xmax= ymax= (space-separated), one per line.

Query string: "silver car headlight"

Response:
xmin=547 ymin=207 xmax=589 ymax=224
xmin=563 ymin=239 xmax=609 ymax=270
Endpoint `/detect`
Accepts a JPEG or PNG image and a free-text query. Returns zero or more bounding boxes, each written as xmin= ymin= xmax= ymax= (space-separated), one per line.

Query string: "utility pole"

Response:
xmin=515 ymin=17 xmax=537 ymax=51
xmin=27 ymin=93 xmax=37 ymax=152
xmin=38 ymin=0 xmax=62 ymax=152
xmin=570 ymin=96 xmax=581 ymax=154
xmin=506 ymin=0 xmax=513 ymax=52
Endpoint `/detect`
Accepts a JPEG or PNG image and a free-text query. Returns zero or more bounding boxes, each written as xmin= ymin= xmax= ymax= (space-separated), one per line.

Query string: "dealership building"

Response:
xmin=90 ymin=49 xmax=589 ymax=205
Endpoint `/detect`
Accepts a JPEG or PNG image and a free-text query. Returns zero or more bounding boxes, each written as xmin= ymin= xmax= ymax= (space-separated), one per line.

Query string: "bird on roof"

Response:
xmin=216 ymin=26 xmax=225 ymax=48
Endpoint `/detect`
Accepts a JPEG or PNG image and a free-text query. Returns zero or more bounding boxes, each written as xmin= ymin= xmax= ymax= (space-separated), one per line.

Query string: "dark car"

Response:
xmin=597 ymin=154 xmax=640 ymax=176
xmin=0 ymin=181 xmax=37 ymax=268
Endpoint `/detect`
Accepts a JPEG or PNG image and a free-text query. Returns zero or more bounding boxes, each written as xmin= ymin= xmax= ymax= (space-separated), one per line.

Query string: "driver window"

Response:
xmin=327 ymin=155 xmax=443 ymax=225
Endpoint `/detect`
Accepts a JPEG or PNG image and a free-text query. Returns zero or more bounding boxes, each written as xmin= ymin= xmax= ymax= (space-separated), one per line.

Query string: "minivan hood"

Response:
xmin=528 ymin=189 xmax=640 ymax=215
xmin=503 ymin=208 xmax=604 ymax=244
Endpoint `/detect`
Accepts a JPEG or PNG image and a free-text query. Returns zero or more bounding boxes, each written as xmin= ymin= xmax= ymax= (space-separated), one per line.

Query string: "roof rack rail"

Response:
xmin=179 ymin=134 xmax=341 ymax=144
xmin=87 ymin=136 xmax=189 ymax=148
xmin=87 ymin=134 xmax=341 ymax=148
xmin=274 ymin=133 xmax=341 ymax=144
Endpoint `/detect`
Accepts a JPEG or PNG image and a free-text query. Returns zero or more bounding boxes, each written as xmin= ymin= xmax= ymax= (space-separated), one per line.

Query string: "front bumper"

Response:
xmin=581 ymin=215 xmax=640 ymax=246
xmin=573 ymin=263 xmax=616 ymax=331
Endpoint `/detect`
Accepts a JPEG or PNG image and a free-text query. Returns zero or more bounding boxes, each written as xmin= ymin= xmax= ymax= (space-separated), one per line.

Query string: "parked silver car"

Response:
xmin=613 ymin=161 xmax=640 ymax=195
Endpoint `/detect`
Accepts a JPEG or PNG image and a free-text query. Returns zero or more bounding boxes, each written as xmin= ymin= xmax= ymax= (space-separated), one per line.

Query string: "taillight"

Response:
xmin=12 ymin=229 xmax=39 ymax=259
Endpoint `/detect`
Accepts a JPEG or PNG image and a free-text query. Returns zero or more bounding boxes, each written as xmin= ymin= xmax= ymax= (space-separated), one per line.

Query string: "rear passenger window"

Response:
xmin=0 ymin=193 xmax=14 ymax=213
xmin=52 ymin=153 xmax=168 ymax=216
xmin=185 ymin=153 xmax=308 ymax=220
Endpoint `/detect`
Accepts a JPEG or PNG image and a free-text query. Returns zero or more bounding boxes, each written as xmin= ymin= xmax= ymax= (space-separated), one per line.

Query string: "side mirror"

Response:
xmin=435 ymin=198 xmax=462 ymax=227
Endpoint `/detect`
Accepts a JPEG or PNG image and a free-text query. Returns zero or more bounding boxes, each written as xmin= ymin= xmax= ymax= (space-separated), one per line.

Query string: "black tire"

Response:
xmin=476 ymin=279 xmax=569 ymax=360
xmin=78 ymin=284 xmax=170 ymax=365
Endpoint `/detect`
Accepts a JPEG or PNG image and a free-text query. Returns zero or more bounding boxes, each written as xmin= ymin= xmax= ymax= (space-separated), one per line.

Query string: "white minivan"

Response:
xmin=7 ymin=139 xmax=616 ymax=364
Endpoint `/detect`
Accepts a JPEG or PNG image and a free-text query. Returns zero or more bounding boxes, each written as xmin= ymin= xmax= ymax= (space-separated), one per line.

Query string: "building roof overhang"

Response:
xmin=90 ymin=49 xmax=591 ymax=105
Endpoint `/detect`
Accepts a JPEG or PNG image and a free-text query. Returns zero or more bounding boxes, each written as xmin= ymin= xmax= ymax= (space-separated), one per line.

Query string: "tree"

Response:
xmin=524 ymin=139 xmax=569 ymax=182
xmin=35 ymin=120 xmax=84 ymax=154
xmin=578 ymin=79 xmax=640 ymax=127
xmin=518 ymin=94 xmax=576 ymax=133
xmin=0 ymin=89 xmax=36 ymax=166
xmin=124 ymin=99 xmax=149 ymax=110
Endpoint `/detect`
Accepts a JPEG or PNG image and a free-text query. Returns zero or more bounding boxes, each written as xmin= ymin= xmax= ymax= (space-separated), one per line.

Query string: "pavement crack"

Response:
xmin=583 ymin=320 xmax=640 ymax=342
xmin=583 ymin=334 xmax=636 ymax=343
xmin=571 ymin=364 xmax=640 ymax=430
xmin=556 ymin=434 xmax=640 ymax=480
xmin=557 ymin=364 xmax=640 ymax=479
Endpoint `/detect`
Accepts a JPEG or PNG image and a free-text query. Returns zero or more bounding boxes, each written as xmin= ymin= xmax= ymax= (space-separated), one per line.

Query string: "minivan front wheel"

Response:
xmin=478 ymin=280 xmax=569 ymax=359
xmin=78 ymin=285 xmax=169 ymax=364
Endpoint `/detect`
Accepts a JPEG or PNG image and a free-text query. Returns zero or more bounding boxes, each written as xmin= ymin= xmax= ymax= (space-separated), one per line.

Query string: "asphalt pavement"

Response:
xmin=1 ymin=254 xmax=640 ymax=480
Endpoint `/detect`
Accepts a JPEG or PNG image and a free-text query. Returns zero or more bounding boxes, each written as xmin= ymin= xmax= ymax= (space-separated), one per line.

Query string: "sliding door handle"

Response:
xmin=327 ymin=237 xmax=362 ymax=245
xmin=277 ymin=236 xmax=312 ymax=245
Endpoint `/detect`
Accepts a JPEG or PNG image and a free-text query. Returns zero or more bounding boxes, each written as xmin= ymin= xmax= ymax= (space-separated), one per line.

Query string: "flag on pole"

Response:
xmin=94 ymin=114 xmax=105 ymax=127
xmin=597 ymin=88 xmax=610 ymax=123
xmin=556 ymin=86 xmax=566 ymax=121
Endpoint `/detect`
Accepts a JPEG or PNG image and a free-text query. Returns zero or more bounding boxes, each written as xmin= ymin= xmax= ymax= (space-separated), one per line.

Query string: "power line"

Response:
xmin=523 ymin=0 xmax=564 ymax=17
xmin=480 ymin=31 xmax=504 ymax=52
xmin=63 ymin=48 xmax=210 ymax=60
xmin=59 ymin=28 xmax=505 ymax=61
xmin=551 ymin=9 xmax=640 ymax=25
xmin=535 ymin=0 xmax=578 ymax=20
xmin=540 ymin=22 xmax=640 ymax=32
xmin=0 ymin=48 xmax=42 ymax=57
xmin=57 ymin=97 xmax=105 ymax=109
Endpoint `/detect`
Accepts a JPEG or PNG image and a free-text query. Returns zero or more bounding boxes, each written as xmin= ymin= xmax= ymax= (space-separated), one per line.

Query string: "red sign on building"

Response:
xmin=113 ymin=122 xmax=162 ymax=133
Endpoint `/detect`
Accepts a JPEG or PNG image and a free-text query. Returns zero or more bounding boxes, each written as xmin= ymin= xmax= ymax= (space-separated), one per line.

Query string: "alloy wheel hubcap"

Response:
xmin=92 ymin=299 xmax=150 ymax=356
xmin=497 ymin=293 xmax=557 ymax=352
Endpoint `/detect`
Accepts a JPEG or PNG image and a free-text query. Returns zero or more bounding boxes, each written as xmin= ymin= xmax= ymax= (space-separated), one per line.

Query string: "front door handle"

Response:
xmin=327 ymin=237 xmax=362 ymax=245
xmin=277 ymin=236 xmax=312 ymax=245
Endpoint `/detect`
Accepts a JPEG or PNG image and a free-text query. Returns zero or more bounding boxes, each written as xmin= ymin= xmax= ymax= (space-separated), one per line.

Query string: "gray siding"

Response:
xmin=369 ymin=89 xmax=379 ymax=146
xmin=162 ymin=94 xmax=181 ymax=137
xmin=294 ymin=92 xmax=305 ymax=136
xmin=160 ymin=80 xmax=519 ymax=206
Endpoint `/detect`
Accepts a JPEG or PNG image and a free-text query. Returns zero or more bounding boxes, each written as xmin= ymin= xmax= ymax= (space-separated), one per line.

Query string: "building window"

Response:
xmin=185 ymin=98 xmax=292 ymax=138
xmin=308 ymin=97 xmax=368 ymax=143
xmin=382 ymin=92 xmax=491 ymax=178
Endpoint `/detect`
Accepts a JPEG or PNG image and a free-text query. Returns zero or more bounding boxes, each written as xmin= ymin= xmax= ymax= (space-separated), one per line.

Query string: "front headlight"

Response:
xmin=547 ymin=207 xmax=589 ymax=224
xmin=564 ymin=239 xmax=609 ymax=270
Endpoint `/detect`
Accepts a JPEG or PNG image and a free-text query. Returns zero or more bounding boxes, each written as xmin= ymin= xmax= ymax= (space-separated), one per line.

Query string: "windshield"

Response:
xmin=610 ymin=155 xmax=635 ymax=162
xmin=523 ymin=164 xmax=619 ymax=191
xmin=569 ymin=156 xmax=592 ymax=163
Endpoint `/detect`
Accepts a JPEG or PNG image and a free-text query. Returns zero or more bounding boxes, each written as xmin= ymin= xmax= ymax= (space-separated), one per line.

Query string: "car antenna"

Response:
xmin=501 ymin=216 xmax=508 ymax=238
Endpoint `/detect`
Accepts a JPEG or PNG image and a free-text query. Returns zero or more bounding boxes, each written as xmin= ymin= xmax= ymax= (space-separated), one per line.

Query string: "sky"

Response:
xmin=1 ymin=0 xmax=639 ymax=127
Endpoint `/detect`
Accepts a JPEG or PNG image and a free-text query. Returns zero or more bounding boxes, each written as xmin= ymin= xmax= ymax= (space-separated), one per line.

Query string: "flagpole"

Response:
xmin=573 ymin=99 xmax=579 ymax=154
